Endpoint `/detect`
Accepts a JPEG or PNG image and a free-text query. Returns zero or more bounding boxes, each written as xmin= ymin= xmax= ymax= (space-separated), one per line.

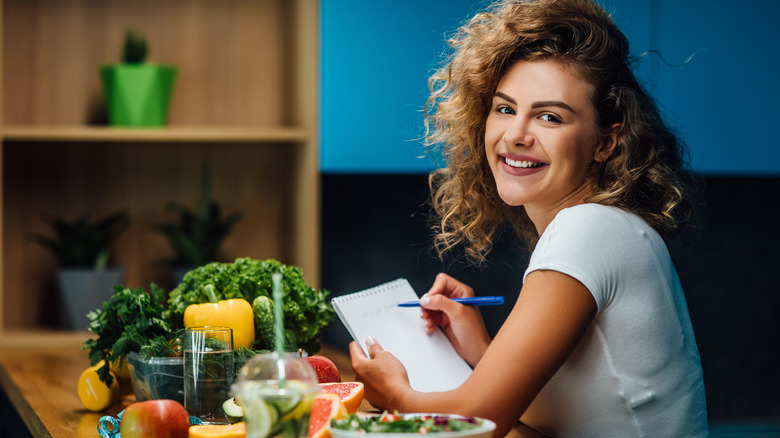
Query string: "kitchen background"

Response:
xmin=0 ymin=0 xmax=776 ymax=431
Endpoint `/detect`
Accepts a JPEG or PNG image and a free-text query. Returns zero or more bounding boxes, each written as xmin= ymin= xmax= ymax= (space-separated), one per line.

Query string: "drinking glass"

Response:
xmin=184 ymin=326 xmax=235 ymax=424
xmin=232 ymin=352 xmax=320 ymax=438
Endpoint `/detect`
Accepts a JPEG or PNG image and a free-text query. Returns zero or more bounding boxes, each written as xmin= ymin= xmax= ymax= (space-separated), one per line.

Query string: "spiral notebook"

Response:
xmin=331 ymin=278 xmax=473 ymax=392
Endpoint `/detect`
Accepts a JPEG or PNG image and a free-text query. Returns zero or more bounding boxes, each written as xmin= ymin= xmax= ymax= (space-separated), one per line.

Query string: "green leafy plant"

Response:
xmin=164 ymin=258 xmax=335 ymax=354
xmin=84 ymin=284 xmax=172 ymax=386
xmin=156 ymin=174 xmax=243 ymax=268
xmin=122 ymin=28 xmax=148 ymax=63
xmin=32 ymin=210 xmax=131 ymax=270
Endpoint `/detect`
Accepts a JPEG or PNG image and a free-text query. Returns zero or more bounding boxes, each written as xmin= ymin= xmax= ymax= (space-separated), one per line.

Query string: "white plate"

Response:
xmin=329 ymin=413 xmax=496 ymax=438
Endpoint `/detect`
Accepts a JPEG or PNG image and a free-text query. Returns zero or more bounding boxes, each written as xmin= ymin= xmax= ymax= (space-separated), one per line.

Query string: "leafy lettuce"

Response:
xmin=164 ymin=258 xmax=334 ymax=353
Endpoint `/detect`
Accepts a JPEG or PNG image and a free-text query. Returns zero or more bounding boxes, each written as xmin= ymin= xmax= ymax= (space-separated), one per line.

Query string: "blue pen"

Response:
xmin=397 ymin=296 xmax=504 ymax=307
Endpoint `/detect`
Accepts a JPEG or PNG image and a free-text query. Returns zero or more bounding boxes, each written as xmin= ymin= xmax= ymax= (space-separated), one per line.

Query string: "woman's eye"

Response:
xmin=497 ymin=106 xmax=515 ymax=115
xmin=539 ymin=114 xmax=561 ymax=123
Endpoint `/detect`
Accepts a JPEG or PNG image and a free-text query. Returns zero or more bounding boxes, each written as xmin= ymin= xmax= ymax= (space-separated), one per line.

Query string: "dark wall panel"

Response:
xmin=321 ymin=174 xmax=780 ymax=421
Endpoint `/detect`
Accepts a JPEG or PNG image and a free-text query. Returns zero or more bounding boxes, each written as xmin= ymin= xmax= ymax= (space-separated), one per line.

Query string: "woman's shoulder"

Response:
xmin=557 ymin=203 xmax=631 ymax=221
xmin=554 ymin=204 xmax=648 ymax=230
xmin=546 ymin=203 xmax=659 ymax=245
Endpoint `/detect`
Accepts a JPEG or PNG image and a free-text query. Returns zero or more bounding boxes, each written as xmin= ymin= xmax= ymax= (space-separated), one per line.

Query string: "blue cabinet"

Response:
xmin=321 ymin=0 xmax=780 ymax=175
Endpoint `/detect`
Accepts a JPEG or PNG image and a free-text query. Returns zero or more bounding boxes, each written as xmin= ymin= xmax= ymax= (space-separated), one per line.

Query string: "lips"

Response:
xmin=499 ymin=154 xmax=547 ymax=176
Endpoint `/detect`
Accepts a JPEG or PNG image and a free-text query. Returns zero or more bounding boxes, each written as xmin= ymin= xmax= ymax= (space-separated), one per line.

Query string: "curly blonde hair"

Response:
xmin=426 ymin=0 xmax=698 ymax=265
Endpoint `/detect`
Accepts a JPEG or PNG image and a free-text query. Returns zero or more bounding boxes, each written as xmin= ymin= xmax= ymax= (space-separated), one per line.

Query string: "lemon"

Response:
xmin=241 ymin=396 xmax=275 ymax=438
xmin=77 ymin=364 xmax=120 ymax=412
xmin=109 ymin=356 xmax=131 ymax=380
xmin=279 ymin=382 xmax=315 ymax=423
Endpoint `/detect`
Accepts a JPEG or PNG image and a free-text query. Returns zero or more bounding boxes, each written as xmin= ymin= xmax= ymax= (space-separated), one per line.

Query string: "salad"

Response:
xmin=331 ymin=411 xmax=483 ymax=434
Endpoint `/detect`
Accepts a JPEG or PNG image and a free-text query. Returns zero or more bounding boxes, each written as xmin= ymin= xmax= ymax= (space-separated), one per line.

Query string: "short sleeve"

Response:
xmin=523 ymin=204 xmax=640 ymax=311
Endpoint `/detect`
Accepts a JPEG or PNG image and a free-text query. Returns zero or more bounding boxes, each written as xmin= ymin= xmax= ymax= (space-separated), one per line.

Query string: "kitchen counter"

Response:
xmin=0 ymin=335 xmax=543 ymax=437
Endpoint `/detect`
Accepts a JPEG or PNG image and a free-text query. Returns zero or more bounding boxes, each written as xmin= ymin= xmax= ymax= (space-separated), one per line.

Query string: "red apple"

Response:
xmin=120 ymin=399 xmax=189 ymax=438
xmin=305 ymin=355 xmax=341 ymax=383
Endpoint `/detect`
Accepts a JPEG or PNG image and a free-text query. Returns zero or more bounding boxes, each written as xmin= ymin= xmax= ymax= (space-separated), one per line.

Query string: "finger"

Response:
xmin=420 ymin=294 xmax=461 ymax=314
xmin=349 ymin=340 xmax=368 ymax=359
xmin=428 ymin=273 xmax=475 ymax=299
xmin=420 ymin=307 xmax=440 ymax=323
xmin=424 ymin=272 xmax=452 ymax=298
xmin=364 ymin=336 xmax=383 ymax=359
xmin=420 ymin=307 xmax=442 ymax=327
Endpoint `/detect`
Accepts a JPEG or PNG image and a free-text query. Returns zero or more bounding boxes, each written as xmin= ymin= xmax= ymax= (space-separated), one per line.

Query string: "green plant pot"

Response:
xmin=100 ymin=63 xmax=177 ymax=127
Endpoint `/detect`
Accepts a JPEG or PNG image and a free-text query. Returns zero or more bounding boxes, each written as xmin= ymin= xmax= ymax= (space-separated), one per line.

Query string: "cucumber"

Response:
xmin=264 ymin=390 xmax=302 ymax=416
xmin=222 ymin=397 xmax=245 ymax=424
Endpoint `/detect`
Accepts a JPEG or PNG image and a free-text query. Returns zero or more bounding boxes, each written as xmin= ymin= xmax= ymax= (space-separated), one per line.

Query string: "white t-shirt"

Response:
xmin=521 ymin=204 xmax=709 ymax=437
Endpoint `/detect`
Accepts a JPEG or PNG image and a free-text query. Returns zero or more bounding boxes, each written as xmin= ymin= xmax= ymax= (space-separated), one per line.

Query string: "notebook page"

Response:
xmin=332 ymin=278 xmax=473 ymax=392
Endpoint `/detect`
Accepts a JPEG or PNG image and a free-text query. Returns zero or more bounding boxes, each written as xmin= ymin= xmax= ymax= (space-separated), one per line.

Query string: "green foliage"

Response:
xmin=156 ymin=173 xmax=242 ymax=268
xmin=122 ymin=28 xmax=148 ymax=63
xmin=31 ymin=210 xmax=131 ymax=270
xmin=164 ymin=258 xmax=335 ymax=354
xmin=235 ymin=346 xmax=262 ymax=372
xmin=138 ymin=331 xmax=184 ymax=359
xmin=83 ymin=284 xmax=172 ymax=386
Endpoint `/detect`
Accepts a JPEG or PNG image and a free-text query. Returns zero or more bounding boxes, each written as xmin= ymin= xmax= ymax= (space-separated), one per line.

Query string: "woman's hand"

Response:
xmin=349 ymin=338 xmax=413 ymax=411
xmin=420 ymin=273 xmax=492 ymax=367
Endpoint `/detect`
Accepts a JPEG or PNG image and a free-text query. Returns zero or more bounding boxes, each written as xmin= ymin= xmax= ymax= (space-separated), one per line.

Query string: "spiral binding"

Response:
xmin=331 ymin=278 xmax=408 ymax=303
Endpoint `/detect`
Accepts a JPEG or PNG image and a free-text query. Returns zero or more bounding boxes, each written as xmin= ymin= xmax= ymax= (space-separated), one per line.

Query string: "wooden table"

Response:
xmin=0 ymin=336 xmax=544 ymax=437
xmin=0 ymin=342 xmax=356 ymax=437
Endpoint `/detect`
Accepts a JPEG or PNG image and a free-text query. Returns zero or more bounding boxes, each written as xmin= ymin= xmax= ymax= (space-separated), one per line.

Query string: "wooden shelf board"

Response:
xmin=0 ymin=330 xmax=92 ymax=350
xmin=0 ymin=125 xmax=309 ymax=143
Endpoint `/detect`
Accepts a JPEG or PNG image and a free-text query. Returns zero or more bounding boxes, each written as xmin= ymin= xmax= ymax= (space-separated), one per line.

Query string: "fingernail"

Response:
xmin=365 ymin=336 xmax=377 ymax=346
xmin=419 ymin=297 xmax=430 ymax=306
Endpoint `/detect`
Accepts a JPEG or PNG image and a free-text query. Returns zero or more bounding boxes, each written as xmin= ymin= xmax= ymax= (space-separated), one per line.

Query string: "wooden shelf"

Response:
xmin=0 ymin=0 xmax=321 ymax=335
xmin=0 ymin=125 xmax=310 ymax=143
xmin=0 ymin=330 xmax=91 ymax=350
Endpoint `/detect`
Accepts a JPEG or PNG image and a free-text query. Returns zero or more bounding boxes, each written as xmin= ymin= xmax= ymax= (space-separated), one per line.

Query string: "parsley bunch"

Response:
xmin=83 ymin=284 xmax=172 ymax=386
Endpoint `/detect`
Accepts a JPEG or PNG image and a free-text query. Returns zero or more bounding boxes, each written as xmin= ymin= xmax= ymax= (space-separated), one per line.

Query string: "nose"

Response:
xmin=503 ymin=117 xmax=534 ymax=148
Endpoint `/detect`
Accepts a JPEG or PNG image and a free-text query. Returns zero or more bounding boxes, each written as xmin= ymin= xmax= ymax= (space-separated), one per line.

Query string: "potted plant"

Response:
xmin=156 ymin=174 xmax=243 ymax=285
xmin=100 ymin=28 xmax=177 ymax=127
xmin=32 ymin=210 xmax=132 ymax=330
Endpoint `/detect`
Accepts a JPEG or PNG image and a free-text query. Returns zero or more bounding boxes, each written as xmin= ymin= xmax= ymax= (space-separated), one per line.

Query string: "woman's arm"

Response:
xmin=350 ymin=269 xmax=597 ymax=437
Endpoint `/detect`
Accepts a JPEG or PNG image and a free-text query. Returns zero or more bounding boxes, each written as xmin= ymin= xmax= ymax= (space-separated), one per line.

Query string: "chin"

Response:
xmin=497 ymin=191 xmax=529 ymax=207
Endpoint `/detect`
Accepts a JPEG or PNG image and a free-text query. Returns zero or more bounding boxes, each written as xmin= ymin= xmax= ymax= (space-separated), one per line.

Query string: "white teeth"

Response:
xmin=504 ymin=157 xmax=542 ymax=168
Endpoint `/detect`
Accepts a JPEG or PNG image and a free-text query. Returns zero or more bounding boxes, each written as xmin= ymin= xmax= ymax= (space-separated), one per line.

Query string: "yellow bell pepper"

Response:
xmin=184 ymin=285 xmax=255 ymax=349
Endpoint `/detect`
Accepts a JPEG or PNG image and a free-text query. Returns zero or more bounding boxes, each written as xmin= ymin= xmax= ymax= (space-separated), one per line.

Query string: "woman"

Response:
xmin=349 ymin=0 xmax=709 ymax=436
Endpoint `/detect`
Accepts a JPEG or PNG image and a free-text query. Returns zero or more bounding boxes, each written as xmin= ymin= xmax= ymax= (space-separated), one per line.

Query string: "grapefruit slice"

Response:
xmin=308 ymin=393 xmax=348 ymax=438
xmin=319 ymin=381 xmax=364 ymax=414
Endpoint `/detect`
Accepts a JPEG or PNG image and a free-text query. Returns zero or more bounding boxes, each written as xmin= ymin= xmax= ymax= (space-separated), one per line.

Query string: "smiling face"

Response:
xmin=485 ymin=59 xmax=613 ymax=232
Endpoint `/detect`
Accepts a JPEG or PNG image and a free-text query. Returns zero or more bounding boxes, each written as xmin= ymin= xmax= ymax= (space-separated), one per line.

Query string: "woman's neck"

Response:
xmin=526 ymin=185 xmax=592 ymax=236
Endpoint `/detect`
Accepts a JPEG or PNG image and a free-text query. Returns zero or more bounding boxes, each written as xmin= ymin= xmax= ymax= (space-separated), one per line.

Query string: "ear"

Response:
xmin=594 ymin=123 xmax=620 ymax=162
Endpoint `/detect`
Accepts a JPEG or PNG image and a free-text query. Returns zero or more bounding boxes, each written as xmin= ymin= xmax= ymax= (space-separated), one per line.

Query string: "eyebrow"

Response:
xmin=494 ymin=91 xmax=577 ymax=114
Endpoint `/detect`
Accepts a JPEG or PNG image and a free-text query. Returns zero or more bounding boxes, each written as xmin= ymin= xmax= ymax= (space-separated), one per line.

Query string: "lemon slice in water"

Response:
xmin=239 ymin=392 xmax=277 ymax=438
